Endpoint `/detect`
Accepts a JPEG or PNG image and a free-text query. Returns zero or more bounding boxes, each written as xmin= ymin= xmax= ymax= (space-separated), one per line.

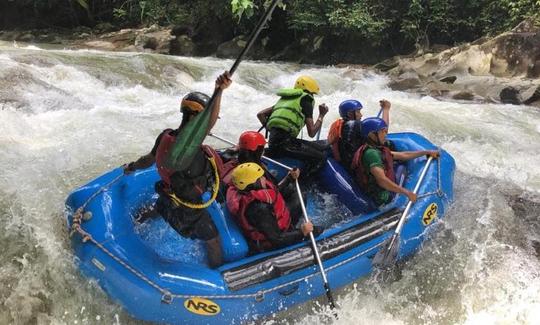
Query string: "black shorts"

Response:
xmin=155 ymin=194 xmax=218 ymax=241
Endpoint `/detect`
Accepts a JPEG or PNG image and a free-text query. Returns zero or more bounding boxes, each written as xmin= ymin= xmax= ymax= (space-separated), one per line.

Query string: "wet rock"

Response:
xmin=452 ymin=91 xmax=475 ymax=101
xmin=95 ymin=28 xmax=137 ymax=50
xmin=141 ymin=37 xmax=159 ymax=50
xmin=82 ymin=40 xmax=117 ymax=51
xmin=500 ymin=86 xmax=521 ymax=104
xmin=373 ymin=56 xmax=400 ymax=72
xmin=430 ymin=44 xmax=451 ymax=52
xmin=135 ymin=29 xmax=174 ymax=54
xmin=170 ymin=35 xmax=195 ymax=56
xmin=217 ymin=35 xmax=248 ymax=58
xmin=16 ymin=33 xmax=34 ymax=43
xmin=522 ymin=85 xmax=540 ymax=106
xmin=0 ymin=30 xmax=18 ymax=41
xmin=440 ymin=76 xmax=457 ymax=84
xmin=388 ymin=77 xmax=422 ymax=91
xmin=36 ymin=34 xmax=55 ymax=43
xmin=512 ymin=19 xmax=538 ymax=33
xmin=377 ymin=19 xmax=540 ymax=105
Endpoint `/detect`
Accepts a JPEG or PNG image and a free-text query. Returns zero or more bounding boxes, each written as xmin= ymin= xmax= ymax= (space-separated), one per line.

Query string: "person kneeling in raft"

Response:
xmin=351 ymin=117 xmax=439 ymax=207
xmin=226 ymin=163 xmax=323 ymax=253
xmin=122 ymin=72 xmax=232 ymax=268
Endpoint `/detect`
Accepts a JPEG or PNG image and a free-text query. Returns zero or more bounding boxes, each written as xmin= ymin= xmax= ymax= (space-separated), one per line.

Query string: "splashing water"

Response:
xmin=1 ymin=42 xmax=539 ymax=324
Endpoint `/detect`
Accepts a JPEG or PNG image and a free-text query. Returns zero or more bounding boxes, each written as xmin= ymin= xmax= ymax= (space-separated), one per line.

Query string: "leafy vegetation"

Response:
xmin=1 ymin=0 xmax=539 ymax=63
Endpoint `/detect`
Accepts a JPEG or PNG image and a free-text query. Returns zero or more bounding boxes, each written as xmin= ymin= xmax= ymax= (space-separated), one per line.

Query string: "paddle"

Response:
xmin=372 ymin=156 xmax=434 ymax=269
xmin=294 ymin=179 xmax=337 ymax=309
xmin=209 ymin=133 xmax=337 ymax=309
xmin=166 ymin=0 xmax=282 ymax=171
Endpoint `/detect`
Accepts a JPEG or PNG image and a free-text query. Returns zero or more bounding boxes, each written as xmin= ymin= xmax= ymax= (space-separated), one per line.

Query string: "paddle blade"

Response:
xmin=373 ymin=235 xmax=400 ymax=269
xmin=165 ymin=107 xmax=211 ymax=171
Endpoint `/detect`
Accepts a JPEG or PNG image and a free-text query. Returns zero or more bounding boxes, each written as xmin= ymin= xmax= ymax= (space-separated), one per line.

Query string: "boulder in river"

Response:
xmin=170 ymin=35 xmax=195 ymax=56
xmin=216 ymin=35 xmax=249 ymax=58
xmin=377 ymin=19 xmax=540 ymax=107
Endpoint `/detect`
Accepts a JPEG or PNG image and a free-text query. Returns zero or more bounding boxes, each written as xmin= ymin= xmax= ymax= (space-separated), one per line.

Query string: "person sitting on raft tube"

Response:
xmin=256 ymin=76 xmax=329 ymax=176
xmin=327 ymin=99 xmax=391 ymax=169
xmin=222 ymin=131 xmax=298 ymax=187
xmin=221 ymin=131 xmax=305 ymax=232
xmin=226 ymin=163 xmax=323 ymax=253
xmin=350 ymin=117 xmax=439 ymax=207
xmin=122 ymin=71 xmax=232 ymax=268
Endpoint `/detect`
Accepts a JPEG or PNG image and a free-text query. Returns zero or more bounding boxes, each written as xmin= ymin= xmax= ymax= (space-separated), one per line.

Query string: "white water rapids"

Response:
xmin=1 ymin=42 xmax=539 ymax=324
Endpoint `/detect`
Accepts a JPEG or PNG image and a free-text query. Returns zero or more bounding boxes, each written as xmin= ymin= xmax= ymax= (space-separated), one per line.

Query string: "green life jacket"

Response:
xmin=266 ymin=88 xmax=314 ymax=137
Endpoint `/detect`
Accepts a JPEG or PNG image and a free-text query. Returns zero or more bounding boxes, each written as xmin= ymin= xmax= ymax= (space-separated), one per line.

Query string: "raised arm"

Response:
xmin=305 ymin=103 xmax=328 ymax=137
xmin=207 ymin=71 xmax=232 ymax=133
xmin=380 ymin=99 xmax=391 ymax=128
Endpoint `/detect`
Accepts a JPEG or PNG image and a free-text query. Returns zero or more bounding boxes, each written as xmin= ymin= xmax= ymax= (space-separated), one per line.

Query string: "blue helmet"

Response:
xmin=361 ymin=117 xmax=387 ymax=138
xmin=339 ymin=99 xmax=363 ymax=119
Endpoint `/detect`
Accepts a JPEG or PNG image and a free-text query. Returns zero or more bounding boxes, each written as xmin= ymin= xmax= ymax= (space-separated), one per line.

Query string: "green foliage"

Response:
xmin=231 ymin=0 xmax=256 ymax=21
xmin=5 ymin=0 xmax=540 ymax=62
xmin=233 ymin=0 xmax=540 ymax=49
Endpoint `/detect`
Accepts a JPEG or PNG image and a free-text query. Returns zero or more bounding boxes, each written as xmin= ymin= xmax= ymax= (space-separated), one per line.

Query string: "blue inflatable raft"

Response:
xmin=65 ymin=132 xmax=455 ymax=324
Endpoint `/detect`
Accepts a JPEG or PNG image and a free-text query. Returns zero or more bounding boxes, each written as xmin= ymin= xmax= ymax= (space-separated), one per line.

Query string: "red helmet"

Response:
xmin=238 ymin=131 xmax=266 ymax=151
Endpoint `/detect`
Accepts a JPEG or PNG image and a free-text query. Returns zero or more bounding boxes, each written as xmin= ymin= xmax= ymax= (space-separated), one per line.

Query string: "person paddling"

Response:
xmin=256 ymin=76 xmax=328 ymax=177
xmin=123 ymin=71 xmax=232 ymax=268
xmin=226 ymin=163 xmax=323 ymax=252
xmin=350 ymin=117 xmax=438 ymax=207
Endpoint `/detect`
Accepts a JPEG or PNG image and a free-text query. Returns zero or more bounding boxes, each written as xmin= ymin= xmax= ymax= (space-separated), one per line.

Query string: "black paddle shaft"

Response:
xmin=201 ymin=0 xmax=282 ymax=135
xmin=229 ymin=0 xmax=282 ymax=75
xmin=324 ymin=283 xmax=337 ymax=309
xmin=167 ymin=0 xmax=282 ymax=170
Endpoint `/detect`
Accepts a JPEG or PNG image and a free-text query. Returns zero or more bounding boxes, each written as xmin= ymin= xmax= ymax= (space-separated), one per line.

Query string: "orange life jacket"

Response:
xmin=327 ymin=119 xmax=344 ymax=161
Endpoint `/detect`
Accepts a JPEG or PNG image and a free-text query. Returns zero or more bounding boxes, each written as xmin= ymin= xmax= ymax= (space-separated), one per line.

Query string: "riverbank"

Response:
xmin=1 ymin=20 xmax=539 ymax=108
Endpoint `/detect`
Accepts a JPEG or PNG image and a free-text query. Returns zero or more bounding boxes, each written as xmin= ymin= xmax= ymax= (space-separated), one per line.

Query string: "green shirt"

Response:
xmin=361 ymin=147 xmax=391 ymax=206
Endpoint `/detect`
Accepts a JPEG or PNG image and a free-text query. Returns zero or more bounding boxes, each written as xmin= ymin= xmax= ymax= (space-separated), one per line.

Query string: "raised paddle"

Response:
xmin=373 ymin=156 xmax=434 ymax=269
xmin=166 ymin=0 xmax=282 ymax=171
xmin=209 ymin=133 xmax=338 ymax=309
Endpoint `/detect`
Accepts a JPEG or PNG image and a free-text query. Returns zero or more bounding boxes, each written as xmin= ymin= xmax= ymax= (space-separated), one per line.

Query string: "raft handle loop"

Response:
xmin=255 ymin=291 xmax=265 ymax=302
xmin=161 ymin=293 xmax=173 ymax=304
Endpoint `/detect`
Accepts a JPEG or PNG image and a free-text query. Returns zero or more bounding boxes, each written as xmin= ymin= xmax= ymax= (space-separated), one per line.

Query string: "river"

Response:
xmin=1 ymin=42 xmax=539 ymax=324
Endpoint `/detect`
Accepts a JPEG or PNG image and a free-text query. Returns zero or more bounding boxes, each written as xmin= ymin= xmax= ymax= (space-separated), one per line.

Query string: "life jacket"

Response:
xmin=155 ymin=129 xmax=224 ymax=209
xmin=266 ymin=88 xmax=313 ymax=138
xmin=221 ymin=160 xmax=238 ymax=187
xmin=226 ymin=178 xmax=291 ymax=247
xmin=155 ymin=129 xmax=224 ymax=188
xmin=327 ymin=119 xmax=345 ymax=161
xmin=155 ymin=129 xmax=178 ymax=187
xmin=350 ymin=144 xmax=395 ymax=189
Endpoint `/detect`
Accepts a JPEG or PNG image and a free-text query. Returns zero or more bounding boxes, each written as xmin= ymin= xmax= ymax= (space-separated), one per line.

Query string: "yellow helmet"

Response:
xmin=294 ymin=75 xmax=320 ymax=94
xmin=231 ymin=163 xmax=265 ymax=190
